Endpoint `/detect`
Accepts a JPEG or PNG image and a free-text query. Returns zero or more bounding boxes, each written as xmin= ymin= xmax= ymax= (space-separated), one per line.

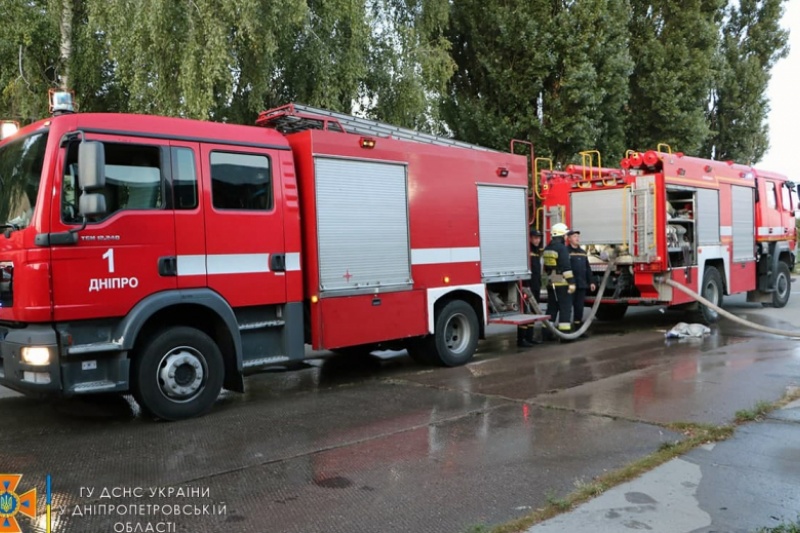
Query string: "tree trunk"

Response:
xmin=60 ymin=0 xmax=74 ymax=89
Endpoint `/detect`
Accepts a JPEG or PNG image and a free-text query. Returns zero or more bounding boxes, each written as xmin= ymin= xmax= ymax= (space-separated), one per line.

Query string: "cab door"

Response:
xmin=169 ymin=142 xmax=206 ymax=288
xmin=51 ymin=135 xmax=177 ymax=321
xmin=758 ymin=179 xmax=781 ymax=239
xmin=199 ymin=143 xmax=287 ymax=308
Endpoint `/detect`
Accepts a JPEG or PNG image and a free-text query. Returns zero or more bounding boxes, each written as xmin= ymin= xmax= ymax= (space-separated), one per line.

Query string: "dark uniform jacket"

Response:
xmin=543 ymin=236 xmax=574 ymax=286
xmin=568 ymin=244 xmax=593 ymax=290
xmin=530 ymin=242 xmax=543 ymax=288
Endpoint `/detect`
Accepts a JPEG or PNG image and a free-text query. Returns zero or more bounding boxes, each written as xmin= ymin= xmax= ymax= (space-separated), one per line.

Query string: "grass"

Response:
xmin=735 ymin=400 xmax=773 ymax=422
xmin=757 ymin=518 xmax=800 ymax=533
xmin=479 ymin=389 xmax=800 ymax=533
xmin=464 ymin=525 xmax=491 ymax=533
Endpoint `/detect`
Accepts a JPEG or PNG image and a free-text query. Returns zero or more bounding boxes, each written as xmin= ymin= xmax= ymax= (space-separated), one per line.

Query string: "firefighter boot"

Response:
xmin=557 ymin=323 xmax=574 ymax=343
xmin=517 ymin=326 xmax=535 ymax=348
xmin=525 ymin=325 xmax=542 ymax=345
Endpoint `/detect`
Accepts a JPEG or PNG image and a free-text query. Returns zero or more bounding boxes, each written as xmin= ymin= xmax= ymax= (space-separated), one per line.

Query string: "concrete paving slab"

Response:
xmin=529 ymin=404 xmax=800 ymax=533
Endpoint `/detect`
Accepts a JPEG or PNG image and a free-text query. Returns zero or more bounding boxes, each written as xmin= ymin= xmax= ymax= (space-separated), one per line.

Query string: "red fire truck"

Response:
xmin=537 ymin=148 xmax=797 ymax=322
xmin=0 ymin=96 xmax=544 ymax=420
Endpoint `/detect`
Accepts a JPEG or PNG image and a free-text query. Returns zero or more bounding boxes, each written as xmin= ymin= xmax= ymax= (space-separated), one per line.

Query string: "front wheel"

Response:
xmin=766 ymin=262 xmax=791 ymax=308
xmin=430 ymin=300 xmax=480 ymax=367
xmin=132 ymin=326 xmax=224 ymax=421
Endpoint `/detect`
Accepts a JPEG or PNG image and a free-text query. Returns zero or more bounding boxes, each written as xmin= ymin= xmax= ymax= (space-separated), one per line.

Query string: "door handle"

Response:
xmin=159 ymin=256 xmax=177 ymax=277
xmin=270 ymin=254 xmax=286 ymax=272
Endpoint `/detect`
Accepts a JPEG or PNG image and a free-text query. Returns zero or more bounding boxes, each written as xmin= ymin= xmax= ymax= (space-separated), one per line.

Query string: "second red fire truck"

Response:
xmin=537 ymin=148 xmax=797 ymax=323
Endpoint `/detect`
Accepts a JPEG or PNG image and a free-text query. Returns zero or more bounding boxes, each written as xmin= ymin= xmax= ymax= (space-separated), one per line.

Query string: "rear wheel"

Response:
xmin=430 ymin=300 xmax=479 ymax=367
xmin=405 ymin=338 xmax=435 ymax=365
xmin=132 ymin=326 xmax=224 ymax=421
xmin=696 ymin=266 xmax=723 ymax=324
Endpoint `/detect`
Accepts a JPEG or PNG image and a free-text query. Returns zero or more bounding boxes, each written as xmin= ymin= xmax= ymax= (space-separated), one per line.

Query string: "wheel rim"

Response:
xmin=776 ymin=272 xmax=789 ymax=301
xmin=444 ymin=312 xmax=471 ymax=354
xmin=157 ymin=346 xmax=207 ymax=403
xmin=703 ymin=279 xmax=719 ymax=319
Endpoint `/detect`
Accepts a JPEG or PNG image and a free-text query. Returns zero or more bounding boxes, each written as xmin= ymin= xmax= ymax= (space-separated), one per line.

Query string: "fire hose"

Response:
xmin=523 ymin=262 xmax=800 ymax=340
xmin=523 ymin=260 xmax=616 ymax=341
xmin=661 ymin=277 xmax=800 ymax=339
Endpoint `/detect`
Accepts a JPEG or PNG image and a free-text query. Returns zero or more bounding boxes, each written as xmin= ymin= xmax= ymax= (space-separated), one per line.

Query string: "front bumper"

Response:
xmin=0 ymin=325 xmax=61 ymax=394
xmin=0 ymin=324 xmax=130 ymax=396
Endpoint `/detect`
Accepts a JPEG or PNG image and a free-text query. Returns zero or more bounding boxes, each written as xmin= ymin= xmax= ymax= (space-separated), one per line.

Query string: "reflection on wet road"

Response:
xmin=2 ymin=301 xmax=799 ymax=533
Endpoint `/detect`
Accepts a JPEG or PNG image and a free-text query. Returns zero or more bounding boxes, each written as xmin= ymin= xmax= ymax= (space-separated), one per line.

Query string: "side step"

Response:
xmin=488 ymin=313 xmax=549 ymax=326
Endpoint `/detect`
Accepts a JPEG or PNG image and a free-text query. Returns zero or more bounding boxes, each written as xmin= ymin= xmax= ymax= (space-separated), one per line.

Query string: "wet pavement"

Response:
xmin=2 ymin=294 xmax=800 ymax=533
xmin=528 ymin=397 xmax=800 ymax=533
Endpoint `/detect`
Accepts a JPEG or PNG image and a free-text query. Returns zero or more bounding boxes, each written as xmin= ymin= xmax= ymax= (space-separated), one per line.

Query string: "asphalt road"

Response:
xmin=2 ymin=293 xmax=800 ymax=533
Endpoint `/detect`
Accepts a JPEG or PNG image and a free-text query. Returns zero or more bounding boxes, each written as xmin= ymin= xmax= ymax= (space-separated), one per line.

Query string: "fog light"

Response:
xmin=21 ymin=346 xmax=50 ymax=366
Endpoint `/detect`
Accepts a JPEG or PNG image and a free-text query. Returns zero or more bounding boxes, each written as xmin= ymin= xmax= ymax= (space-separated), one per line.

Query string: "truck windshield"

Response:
xmin=0 ymin=132 xmax=48 ymax=229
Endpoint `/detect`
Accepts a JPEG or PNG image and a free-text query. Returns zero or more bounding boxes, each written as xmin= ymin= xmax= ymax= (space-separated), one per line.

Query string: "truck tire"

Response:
xmin=696 ymin=266 xmax=723 ymax=324
xmin=132 ymin=326 xmax=224 ymax=421
xmin=765 ymin=261 xmax=791 ymax=308
xmin=405 ymin=338 xmax=435 ymax=365
xmin=594 ymin=303 xmax=628 ymax=321
xmin=430 ymin=300 xmax=479 ymax=367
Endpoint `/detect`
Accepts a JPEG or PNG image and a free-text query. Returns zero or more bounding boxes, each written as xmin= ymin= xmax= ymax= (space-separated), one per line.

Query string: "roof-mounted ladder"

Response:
xmin=256 ymin=103 xmax=498 ymax=153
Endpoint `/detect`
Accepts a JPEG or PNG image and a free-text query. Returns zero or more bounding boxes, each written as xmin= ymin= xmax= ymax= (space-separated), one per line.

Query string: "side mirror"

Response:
xmin=79 ymin=193 xmax=106 ymax=217
xmin=78 ymin=141 xmax=105 ymax=190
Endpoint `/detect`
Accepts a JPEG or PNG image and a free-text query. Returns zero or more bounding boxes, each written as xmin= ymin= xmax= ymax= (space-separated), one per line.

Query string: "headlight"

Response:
xmin=21 ymin=346 xmax=50 ymax=366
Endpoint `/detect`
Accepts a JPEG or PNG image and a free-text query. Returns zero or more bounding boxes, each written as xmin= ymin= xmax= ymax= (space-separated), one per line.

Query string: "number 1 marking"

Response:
xmin=103 ymin=248 xmax=115 ymax=273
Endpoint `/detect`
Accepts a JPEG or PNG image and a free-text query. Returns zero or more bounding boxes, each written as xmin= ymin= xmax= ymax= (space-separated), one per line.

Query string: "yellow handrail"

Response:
xmin=578 ymin=150 xmax=602 ymax=181
xmin=533 ymin=157 xmax=552 ymax=200
xmin=657 ymin=143 xmax=672 ymax=154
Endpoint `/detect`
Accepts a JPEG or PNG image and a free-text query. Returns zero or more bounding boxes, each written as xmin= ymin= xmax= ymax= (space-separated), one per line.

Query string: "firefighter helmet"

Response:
xmin=551 ymin=223 xmax=569 ymax=237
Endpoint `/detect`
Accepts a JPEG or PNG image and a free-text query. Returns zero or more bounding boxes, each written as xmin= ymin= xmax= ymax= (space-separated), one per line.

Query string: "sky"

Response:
xmin=757 ymin=0 xmax=800 ymax=178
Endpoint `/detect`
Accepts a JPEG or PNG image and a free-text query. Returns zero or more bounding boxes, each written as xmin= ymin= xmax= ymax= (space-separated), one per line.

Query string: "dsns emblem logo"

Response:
xmin=0 ymin=475 xmax=36 ymax=533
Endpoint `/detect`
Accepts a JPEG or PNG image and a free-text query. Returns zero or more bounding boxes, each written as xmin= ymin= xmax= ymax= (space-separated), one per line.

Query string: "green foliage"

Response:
xmin=363 ymin=0 xmax=455 ymax=131
xmin=626 ymin=0 xmax=724 ymax=155
xmin=444 ymin=0 xmax=632 ymax=165
xmin=0 ymin=0 xmax=61 ymax=121
xmin=0 ymin=0 xmax=790 ymax=169
xmin=703 ymin=0 xmax=790 ymax=164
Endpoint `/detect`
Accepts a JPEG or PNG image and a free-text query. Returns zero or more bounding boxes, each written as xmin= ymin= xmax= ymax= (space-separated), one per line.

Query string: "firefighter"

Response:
xmin=518 ymin=227 xmax=544 ymax=347
xmin=567 ymin=229 xmax=596 ymax=336
xmin=543 ymin=222 xmax=575 ymax=338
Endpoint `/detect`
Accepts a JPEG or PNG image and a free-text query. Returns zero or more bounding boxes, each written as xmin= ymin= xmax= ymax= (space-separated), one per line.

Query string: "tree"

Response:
xmin=703 ymin=0 xmax=789 ymax=164
xmin=361 ymin=0 xmax=455 ymax=132
xmin=444 ymin=0 xmax=632 ymax=166
xmin=626 ymin=0 xmax=724 ymax=155
xmin=273 ymin=0 xmax=370 ymax=113
xmin=86 ymin=0 xmax=307 ymax=121
xmin=0 ymin=0 xmax=62 ymax=121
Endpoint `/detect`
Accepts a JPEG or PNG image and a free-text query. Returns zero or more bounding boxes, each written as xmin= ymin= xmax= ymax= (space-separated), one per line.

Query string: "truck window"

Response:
xmin=172 ymin=147 xmax=197 ymax=209
xmin=766 ymin=181 xmax=778 ymax=209
xmin=0 ymin=131 xmax=47 ymax=230
xmin=62 ymin=142 xmax=163 ymax=223
xmin=781 ymin=183 xmax=793 ymax=211
xmin=210 ymin=152 xmax=271 ymax=211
